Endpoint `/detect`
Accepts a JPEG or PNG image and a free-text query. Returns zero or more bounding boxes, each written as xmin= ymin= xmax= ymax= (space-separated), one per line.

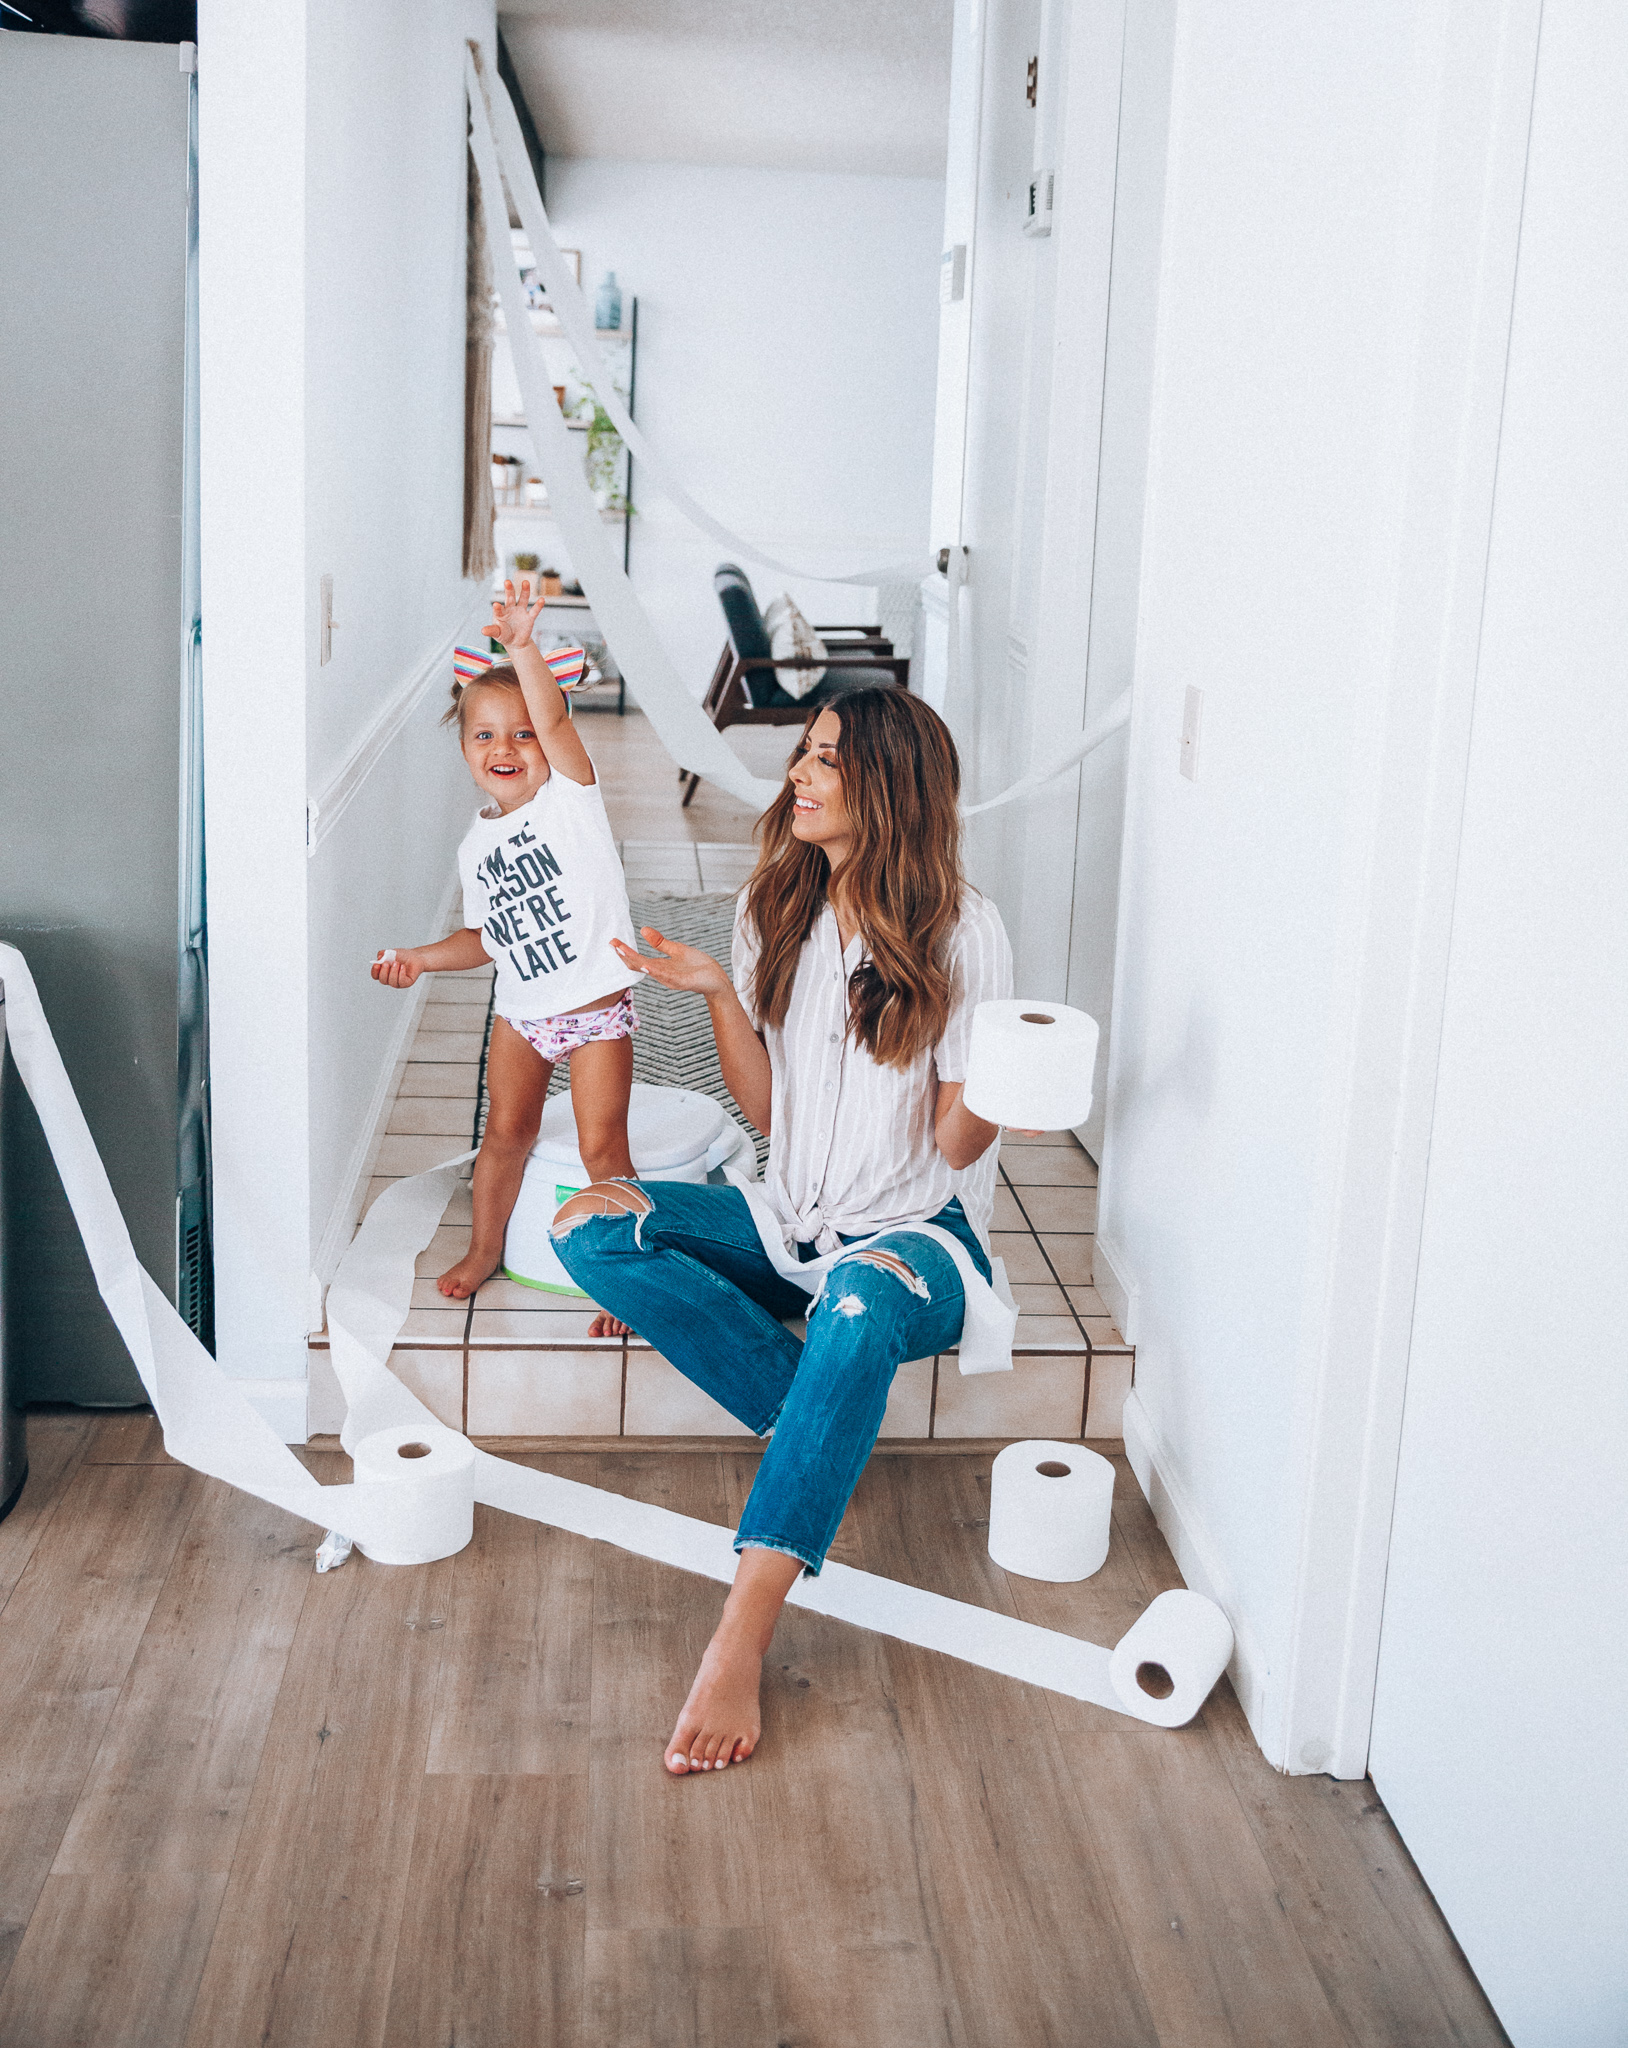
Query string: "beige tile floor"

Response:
xmin=317 ymin=713 xmax=1131 ymax=1442
xmin=315 ymin=951 xmax=1132 ymax=1443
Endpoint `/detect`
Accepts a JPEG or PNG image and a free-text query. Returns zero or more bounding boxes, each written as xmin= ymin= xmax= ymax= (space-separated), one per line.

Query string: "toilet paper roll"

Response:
xmin=1108 ymin=1588 xmax=1235 ymax=1728
xmin=350 ymin=1423 xmax=476 ymax=1566
xmin=962 ymin=1000 xmax=1100 ymax=1132
xmin=988 ymin=1439 xmax=1115 ymax=1582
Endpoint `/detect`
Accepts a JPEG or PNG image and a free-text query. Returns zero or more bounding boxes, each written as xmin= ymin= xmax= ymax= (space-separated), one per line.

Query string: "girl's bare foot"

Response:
xmin=438 ymin=1248 xmax=502 ymax=1299
xmin=666 ymin=1620 xmax=763 ymax=1774
xmin=588 ymin=1310 xmax=633 ymax=1338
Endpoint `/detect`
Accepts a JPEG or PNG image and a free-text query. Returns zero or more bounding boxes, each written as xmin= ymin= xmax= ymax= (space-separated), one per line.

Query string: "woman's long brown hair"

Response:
xmin=745 ymin=686 xmax=964 ymax=1069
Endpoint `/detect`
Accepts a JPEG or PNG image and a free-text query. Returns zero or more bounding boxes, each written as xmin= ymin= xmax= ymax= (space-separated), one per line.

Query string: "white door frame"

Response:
xmin=1275 ymin=0 xmax=1544 ymax=1777
xmin=1012 ymin=0 xmax=1134 ymax=1005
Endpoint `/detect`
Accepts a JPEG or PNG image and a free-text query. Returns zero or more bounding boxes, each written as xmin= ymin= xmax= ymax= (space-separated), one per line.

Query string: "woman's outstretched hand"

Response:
xmin=487 ymin=577 xmax=547 ymax=653
xmin=612 ymin=927 xmax=731 ymax=999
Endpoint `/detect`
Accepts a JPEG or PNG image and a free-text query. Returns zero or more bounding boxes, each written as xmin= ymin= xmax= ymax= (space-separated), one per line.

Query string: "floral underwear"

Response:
xmin=512 ymin=989 xmax=638 ymax=1064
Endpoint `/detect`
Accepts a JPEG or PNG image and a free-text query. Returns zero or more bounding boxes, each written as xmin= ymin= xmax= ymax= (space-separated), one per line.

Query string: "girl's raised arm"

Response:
xmin=487 ymin=578 xmax=598 ymax=787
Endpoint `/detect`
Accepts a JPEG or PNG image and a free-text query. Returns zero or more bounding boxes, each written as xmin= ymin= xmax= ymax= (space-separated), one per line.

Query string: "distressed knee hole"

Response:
xmin=832 ymin=1293 xmax=867 ymax=1318
xmin=550 ymin=1180 xmax=653 ymax=1243
xmin=830 ymin=1246 xmax=930 ymax=1300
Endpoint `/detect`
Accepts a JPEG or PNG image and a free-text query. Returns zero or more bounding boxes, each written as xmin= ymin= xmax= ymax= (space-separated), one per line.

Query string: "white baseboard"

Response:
xmin=1093 ymin=1230 xmax=1138 ymax=1343
xmin=239 ymin=1377 xmax=311 ymax=1445
xmin=1121 ymin=1388 xmax=1276 ymax=1760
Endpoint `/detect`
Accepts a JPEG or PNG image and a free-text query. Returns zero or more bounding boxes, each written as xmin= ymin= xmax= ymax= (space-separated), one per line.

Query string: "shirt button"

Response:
xmin=829 ymin=1031 xmax=839 ymax=1043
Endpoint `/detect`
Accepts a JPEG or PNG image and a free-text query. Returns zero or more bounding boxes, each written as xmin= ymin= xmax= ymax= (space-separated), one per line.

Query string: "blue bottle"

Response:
xmin=595 ymin=270 xmax=622 ymax=333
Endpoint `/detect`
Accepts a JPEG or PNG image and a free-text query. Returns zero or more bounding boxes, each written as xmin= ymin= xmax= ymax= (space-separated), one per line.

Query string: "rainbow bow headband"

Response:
xmin=454 ymin=642 xmax=590 ymax=692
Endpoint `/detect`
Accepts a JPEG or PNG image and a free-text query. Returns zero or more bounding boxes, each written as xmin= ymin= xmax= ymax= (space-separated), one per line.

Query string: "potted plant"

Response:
xmin=584 ymin=402 xmax=626 ymax=515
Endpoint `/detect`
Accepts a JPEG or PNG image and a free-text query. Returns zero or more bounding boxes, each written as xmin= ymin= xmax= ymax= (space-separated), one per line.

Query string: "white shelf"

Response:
xmin=492 ymin=501 xmax=626 ymax=525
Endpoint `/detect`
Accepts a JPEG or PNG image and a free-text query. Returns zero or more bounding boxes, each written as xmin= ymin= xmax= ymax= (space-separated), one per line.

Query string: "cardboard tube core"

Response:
xmin=1036 ymin=1460 xmax=1072 ymax=1478
xmin=397 ymin=1441 xmax=434 ymax=1460
xmin=1136 ymin=1660 xmax=1176 ymax=1700
xmin=1019 ymin=1012 xmax=1056 ymax=1025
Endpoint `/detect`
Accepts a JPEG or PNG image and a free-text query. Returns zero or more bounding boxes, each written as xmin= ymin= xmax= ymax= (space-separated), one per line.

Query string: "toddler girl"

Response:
xmin=372 ymin=579 xmax=638 ymax=1299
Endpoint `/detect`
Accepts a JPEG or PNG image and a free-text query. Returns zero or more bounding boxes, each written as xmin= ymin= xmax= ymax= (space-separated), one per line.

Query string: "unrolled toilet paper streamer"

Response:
xmin=467 ymin=53 xmax=1133 ymax=825
xmin=0 ymin=941 xmax=1233 ymax=1728
xmin=988 ymin=1440 xmax=1116 ymax=1583
xmin=963 ymin=999 xmax=1101 ymax=1133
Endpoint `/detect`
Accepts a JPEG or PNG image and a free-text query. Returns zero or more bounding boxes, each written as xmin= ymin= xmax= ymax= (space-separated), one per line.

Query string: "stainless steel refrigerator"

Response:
xmin=0 ymin=34 xmax=210 ymax=1416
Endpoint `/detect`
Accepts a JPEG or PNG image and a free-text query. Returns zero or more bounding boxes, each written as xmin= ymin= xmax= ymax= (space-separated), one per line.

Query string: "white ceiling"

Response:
xmin=497 ymin=0 xmax=953 ymax=180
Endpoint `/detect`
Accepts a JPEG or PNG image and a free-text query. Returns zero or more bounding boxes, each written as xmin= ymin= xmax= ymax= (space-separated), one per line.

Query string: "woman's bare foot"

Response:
xmin=589 ymin=1310 xmax=633 ymax=1338
xmin=666 ymin=1620 xmax=764 ymax=1774
xmin=438 ymin=1247 xmax=502 ymax=1299
xmin=664 ymin=1548 xmax=804 ymax=1775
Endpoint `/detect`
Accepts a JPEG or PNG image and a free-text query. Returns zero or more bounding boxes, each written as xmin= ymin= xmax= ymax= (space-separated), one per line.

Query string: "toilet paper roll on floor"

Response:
xmin=988 ymin=1439 xmax=1116 ymax=1582
xmin=1108 ymin=1589 xmax=1235 ymax=1728
xmin=350 ymin=1423 xmax=476 ymax=1566
xmin=962 ymin=1000 xmax=1100 ymax=1132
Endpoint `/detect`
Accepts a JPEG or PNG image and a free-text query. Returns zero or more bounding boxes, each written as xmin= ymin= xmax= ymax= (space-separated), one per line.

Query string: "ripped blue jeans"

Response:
xmin=550 ymin=1182 xmax=989 ymax=1573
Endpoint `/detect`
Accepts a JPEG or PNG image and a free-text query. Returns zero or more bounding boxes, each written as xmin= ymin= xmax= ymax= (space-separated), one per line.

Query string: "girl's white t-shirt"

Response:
xmin=457 ymin=766 xmax=636 ymax=1022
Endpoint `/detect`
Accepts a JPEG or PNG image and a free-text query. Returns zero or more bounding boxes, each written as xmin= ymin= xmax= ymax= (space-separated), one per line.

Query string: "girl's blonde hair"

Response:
xmin=442 ymin=663 xmax=524 ymax=734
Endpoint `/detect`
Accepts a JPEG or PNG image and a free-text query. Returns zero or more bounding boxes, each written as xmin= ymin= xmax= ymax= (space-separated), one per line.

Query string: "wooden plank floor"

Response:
xmin=0 ymin=1412 xmax=1509 ymax=2048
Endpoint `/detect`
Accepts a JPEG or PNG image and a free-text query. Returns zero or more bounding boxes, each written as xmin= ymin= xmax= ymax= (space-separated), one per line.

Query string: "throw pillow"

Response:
xmin=763 ymin=594 xmax=828 ymax=700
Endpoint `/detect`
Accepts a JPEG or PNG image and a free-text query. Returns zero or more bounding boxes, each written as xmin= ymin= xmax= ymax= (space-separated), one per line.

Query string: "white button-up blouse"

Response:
xmin=731 ymin=888 xmax=1013 ymax=1252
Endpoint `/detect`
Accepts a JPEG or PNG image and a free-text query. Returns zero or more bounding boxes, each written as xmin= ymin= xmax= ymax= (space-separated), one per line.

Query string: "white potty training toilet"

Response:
xmin=501 ymin=1082 xmax=753 ymax=1296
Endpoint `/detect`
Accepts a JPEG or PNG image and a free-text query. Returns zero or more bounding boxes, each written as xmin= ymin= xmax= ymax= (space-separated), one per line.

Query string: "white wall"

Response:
xmin=201 ymin=0 xmax=493 ymax=1426
xmin=1099 ymin=0 xmax=1535 ymax=1755
xmin=506 ymin=156 xmax=943 ymax=691
xmin=304 ymin=0 xmax=494 ymax=1288
xmin=1367 ymin=5 xmax=1628 ymax=2037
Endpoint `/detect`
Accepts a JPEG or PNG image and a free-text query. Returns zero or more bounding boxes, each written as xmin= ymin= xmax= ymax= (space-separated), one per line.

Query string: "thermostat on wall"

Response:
xmin=1024 ymin=171 xmax=1054 ymax=238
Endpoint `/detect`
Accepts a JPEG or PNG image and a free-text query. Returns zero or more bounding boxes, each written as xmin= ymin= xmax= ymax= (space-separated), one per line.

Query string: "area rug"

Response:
xmin=476 ymin=891 xmax=768 ymax=1171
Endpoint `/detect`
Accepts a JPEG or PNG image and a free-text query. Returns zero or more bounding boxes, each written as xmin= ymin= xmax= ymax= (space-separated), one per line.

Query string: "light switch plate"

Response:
xmin=319 ymin=573 xmax=336 ymax=666
xmin=1180 ymin=685 xmax=1203 ymax=780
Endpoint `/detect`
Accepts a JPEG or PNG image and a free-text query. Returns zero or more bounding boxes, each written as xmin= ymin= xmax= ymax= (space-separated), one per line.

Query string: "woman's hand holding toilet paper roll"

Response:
xmin=963 ymin=1001 xmax=1100 ymax=1134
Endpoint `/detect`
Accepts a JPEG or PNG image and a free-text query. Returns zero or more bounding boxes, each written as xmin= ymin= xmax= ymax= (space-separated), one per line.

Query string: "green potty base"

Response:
xmin=498 ymin=1263 xmax=588 ymax=1299
xmin=501 ymin=1177 xmax=589 ymax=1297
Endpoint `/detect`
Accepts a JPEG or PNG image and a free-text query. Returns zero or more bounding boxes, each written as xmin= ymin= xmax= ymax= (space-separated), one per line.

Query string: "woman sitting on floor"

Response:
xmin=550 ymin=684 xmax=1013 ymax=1776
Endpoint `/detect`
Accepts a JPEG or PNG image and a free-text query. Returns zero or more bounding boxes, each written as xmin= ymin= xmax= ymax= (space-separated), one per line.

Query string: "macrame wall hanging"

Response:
xmin=462 ymin=145 xmax=497 ymax=583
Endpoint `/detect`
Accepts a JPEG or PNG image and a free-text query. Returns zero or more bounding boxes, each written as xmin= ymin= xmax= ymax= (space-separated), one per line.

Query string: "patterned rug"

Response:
xmin=476 ymin=891 xmax=768 ymax=1171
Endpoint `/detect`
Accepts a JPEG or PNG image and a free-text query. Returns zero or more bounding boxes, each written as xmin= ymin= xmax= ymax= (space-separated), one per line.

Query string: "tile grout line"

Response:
xmin=999 ymin=1160 xmax=1095 ymax=1438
